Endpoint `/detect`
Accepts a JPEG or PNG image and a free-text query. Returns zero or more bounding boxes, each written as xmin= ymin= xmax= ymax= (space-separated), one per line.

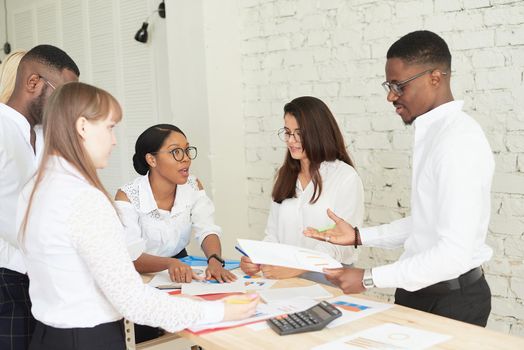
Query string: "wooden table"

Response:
xmin=136 ymin=277 xmax=524 ymax=350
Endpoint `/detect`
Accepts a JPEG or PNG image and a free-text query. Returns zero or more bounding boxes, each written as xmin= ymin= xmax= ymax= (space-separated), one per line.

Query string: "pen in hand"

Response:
xmin=235 ymin=245 xmax=249 ymax=257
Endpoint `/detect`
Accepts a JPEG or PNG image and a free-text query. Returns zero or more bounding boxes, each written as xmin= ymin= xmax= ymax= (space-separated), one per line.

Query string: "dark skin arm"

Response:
xmin=133 ymin=253 xmax=200 ymax=283
xmin=201 ymin=234 xmax=237 ymax=283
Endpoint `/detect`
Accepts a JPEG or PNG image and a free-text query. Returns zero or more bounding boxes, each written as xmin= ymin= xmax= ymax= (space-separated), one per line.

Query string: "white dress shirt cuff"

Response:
xmin=370 ymin=264 xmax=397 ymax=289
xmin=198 ymin=301 xmax=225 ymax=324
xmin=359 ymin=226 xmax=381 ymax=246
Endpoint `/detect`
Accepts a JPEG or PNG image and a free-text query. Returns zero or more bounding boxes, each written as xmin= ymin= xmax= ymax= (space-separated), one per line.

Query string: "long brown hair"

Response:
xmin=19 ymin=82 xmax=122 ymax=241
xmin=272 ymin=96 xmax=354 ymax=204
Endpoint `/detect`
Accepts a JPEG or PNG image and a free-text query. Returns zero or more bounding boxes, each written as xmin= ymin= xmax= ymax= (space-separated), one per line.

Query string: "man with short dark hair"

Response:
xmin=305 ymin=30 xmax=494 ymax=326
xmin=0 ymin=44 xmax=79 ymax=349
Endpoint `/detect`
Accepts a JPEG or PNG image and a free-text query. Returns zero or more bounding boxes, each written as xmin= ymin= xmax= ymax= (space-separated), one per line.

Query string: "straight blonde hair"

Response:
xmin=0 ymin=50 xmax=26 ymax=103
xmin=19 ymin=81 xmax=122 ymax=241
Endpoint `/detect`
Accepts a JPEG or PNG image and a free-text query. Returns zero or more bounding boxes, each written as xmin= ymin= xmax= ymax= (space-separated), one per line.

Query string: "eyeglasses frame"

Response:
xmin=151 ymin=146 xmax=198 ymax=162
xmin=277 ymin=128 xmax=302 ymax=143
xmin=381 ymin=68 xmax=447 ymax=96
xmin=37 ymin=74 xmax=56 ymax=90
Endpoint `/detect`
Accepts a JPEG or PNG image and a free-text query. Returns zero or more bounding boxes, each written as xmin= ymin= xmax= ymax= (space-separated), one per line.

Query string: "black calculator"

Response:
xmin=267 ymin=301 xmax=342 ymax=336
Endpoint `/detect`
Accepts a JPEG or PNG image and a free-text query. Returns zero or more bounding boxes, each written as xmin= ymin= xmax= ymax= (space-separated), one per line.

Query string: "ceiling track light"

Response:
xmin=134 ymin=0 xmax=166 ymax=44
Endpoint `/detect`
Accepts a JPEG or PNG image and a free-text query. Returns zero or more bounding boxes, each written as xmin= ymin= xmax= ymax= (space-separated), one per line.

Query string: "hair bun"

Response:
xmin=132 ymin=153 xmax=149 ymax=175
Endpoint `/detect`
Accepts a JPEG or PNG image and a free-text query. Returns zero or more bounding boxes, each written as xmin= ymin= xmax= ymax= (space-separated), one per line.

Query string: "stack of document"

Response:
xmin=148 ymin=268 xmax=247 ymax=295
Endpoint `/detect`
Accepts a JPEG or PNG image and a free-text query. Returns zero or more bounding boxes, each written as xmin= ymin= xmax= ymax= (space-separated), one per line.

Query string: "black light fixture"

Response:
xmin=134 ymin=0 xmax=166 ymax=44
xmin=3 ymin=0 xmax=11 ymax=55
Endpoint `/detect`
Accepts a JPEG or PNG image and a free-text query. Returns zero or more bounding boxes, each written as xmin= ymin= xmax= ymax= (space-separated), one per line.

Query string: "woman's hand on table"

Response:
xmin=206 ymin=259 xmax=237 ymax=283
xmin=167 ymin=259 xmax=202 ymax=283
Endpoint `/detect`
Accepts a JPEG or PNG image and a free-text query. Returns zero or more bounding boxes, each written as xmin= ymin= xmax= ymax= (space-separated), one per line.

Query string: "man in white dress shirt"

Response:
xmin=305 ymin=30 xmax=494 ymax=326
xmin=0 ymin=45 xmax=79 ymax=349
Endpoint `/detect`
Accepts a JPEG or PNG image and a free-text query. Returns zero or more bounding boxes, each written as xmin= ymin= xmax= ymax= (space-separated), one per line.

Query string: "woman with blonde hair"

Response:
xmin=0 ymin=50 xmax=26 ymax=103
xmin=17 ymin=82 xmax=258 ymax=350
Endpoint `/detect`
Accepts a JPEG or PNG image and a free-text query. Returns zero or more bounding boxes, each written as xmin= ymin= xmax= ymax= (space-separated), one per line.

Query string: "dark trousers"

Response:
xmin=134 ymin=248 xmax=189 ymax=343
xmin=29 ymin=320 xmax=125 ymax=350
xmin=395 ymin=274 xmax=491 ymax=327
xmin=0 ymin=268 xmax=36 ymax=350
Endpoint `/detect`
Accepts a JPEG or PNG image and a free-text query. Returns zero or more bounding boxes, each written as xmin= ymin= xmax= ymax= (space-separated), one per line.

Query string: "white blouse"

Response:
xmin=17 ymin=156 xmax=223 ymax=330
xmin=264 ymin=160 xmax=364 ymax=265
xmin=116 ymin=174 xmax=221 ymax=260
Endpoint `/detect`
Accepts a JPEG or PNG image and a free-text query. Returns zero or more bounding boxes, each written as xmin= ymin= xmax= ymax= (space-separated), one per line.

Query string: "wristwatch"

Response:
xmin=362 ymin=269 xmax=375 ymax=289
xmin=207 ymin=254 xmax=225 ymax=267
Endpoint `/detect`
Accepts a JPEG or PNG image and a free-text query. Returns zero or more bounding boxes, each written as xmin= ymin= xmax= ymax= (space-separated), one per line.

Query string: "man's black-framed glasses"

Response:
xmin=381 ymin=69 xmax=447 ymax=96
xmin=277 ymin=128 xmax=302 ymax=142
xmin=152 ymin=146 xmax=198 ymax=162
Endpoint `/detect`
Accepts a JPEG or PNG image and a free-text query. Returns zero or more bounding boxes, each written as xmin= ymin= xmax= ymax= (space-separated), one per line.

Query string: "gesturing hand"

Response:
xmin=303 ymin=208 xmax=356 ymax=246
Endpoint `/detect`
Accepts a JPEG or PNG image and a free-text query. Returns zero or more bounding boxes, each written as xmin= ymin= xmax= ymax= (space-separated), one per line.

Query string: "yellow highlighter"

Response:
xmin=224 ymin=294 xmax=258 ymax=304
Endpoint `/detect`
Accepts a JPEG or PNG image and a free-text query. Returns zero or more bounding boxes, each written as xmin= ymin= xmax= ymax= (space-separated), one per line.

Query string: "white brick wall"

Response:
xmin=238 ymin=0 xmax=524 ymax=336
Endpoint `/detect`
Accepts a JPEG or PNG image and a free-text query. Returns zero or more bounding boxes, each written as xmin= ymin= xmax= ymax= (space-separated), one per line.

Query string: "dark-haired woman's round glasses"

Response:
xmin=152 ymin=146 xmax=198 ymax=162
xmin=277 ymin=128 xmax=301 ymax=143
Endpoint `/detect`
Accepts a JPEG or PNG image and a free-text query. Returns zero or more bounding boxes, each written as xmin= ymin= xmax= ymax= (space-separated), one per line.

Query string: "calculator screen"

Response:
xmin=311 ymin=306 xmax=330 ymax=319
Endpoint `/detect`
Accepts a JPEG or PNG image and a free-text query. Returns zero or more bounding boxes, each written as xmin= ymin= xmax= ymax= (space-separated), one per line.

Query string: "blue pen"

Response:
xmin=235 ymin=245 xmax=249 ymax=257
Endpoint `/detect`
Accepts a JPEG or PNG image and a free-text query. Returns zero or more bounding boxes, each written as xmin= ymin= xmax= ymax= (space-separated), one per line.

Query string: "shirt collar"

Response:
xmin=413 ymin=100 xmax=464 ymax=139
xmin=295 ymin=160 xmax=338 ymax=191
xmin=137 ymin=174 xmax=159 ymax=213
xmin=0 ymin=103 xmax=32 ymax=145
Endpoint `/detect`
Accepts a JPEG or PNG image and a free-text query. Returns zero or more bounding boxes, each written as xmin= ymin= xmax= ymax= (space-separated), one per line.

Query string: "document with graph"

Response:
xmin=236 ymin=239 xmax=342 ymax=272
xmin=313 ymin=323 xmax=451 ymax=349
xmin=324 ymin=295 xmax=393 ymax=328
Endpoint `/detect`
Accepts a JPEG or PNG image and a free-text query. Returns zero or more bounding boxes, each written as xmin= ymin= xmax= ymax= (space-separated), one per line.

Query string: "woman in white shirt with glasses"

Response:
xmin=17 ymin=82 xmax=257 ymax=350
xmin=115 ymin=124 xmax=235 ymax=284
xmin=240 ymin=96 xmax=365 ymax=283
xmin=116 ymin=124 xmax=239 ymax=342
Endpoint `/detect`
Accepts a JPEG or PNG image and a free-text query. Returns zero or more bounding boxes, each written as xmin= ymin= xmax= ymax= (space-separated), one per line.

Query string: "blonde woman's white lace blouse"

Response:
xmin=17 ymin=156 xmax=223 ymax=330
xmin=116 ymin=174 xmax=221 ymax=260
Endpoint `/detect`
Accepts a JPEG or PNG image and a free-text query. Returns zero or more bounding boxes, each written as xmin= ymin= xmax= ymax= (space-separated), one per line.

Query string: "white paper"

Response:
xmin=188 ymin=296 xmax=318 ymax=333
xmin=148 ymin=270 xmax=182 ymax=290
xmin=233 ymin=271 xmax=278 ymax=291
xmin=237 ymin=239 xmax=342 ymax=272
xmin=149 ymin=267 xmax=246 ymax=295
xmin=313 ymin=323 xmax=451 ymax=350
xmin=325 ymin=295 xmax=393 ymax=328
xmin=259 ymin=284 xmax=332 ymax=303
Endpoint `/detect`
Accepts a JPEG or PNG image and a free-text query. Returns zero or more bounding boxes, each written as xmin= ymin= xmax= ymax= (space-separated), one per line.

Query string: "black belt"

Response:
xmin=416 ymin=267 xmax=483 ymax=295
